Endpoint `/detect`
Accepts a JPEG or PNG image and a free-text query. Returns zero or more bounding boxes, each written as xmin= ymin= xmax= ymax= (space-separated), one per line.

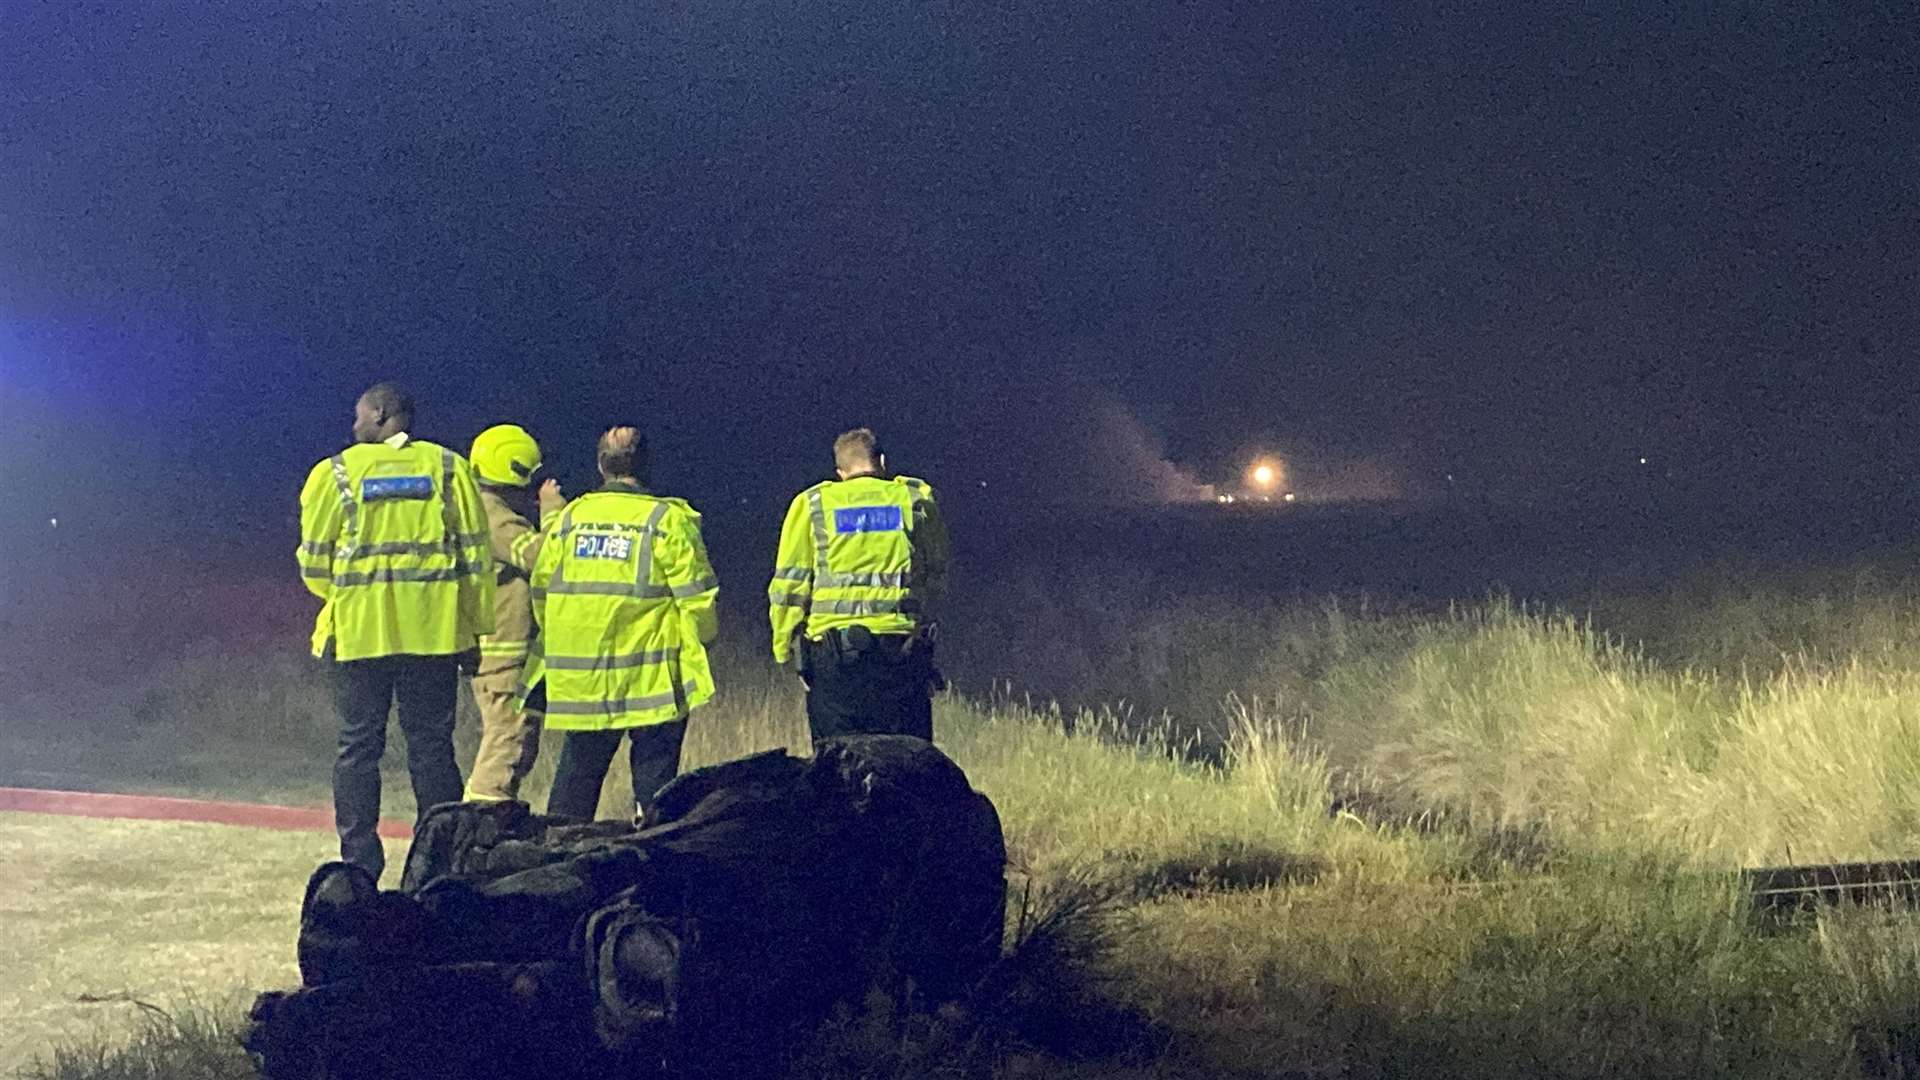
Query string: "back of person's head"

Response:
xmin=359 ymin=382 xmax=414 ymax=426
xmin=597 ymin=425 xmax=648 ymax=482
xmin=353 ymin=382 xmax=415 ymax=443
xmin=833 ymin=428 xmax=883 ymax=475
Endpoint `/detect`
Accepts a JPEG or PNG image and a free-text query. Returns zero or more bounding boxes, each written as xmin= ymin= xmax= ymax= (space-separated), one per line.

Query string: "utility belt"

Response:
xmin=797 ymin=623 xmax=944 ymax=690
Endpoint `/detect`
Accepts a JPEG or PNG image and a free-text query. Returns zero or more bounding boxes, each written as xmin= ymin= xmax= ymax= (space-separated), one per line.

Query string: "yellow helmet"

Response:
xmin=470 ymin=424 xmax=543 ymax=487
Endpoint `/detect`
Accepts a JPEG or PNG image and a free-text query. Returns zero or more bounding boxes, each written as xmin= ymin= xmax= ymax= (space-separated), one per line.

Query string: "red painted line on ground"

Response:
xmin=0 ymin=787 xmax=413 ymax=839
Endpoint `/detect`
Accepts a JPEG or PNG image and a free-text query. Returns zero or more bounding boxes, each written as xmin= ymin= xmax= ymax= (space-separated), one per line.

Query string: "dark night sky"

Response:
xmin=4 ymin=2 xmax=1918 ymax=545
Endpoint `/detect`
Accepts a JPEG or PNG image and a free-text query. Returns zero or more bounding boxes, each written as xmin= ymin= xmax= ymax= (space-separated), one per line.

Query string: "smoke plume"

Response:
xmin=1090 ymin=400 xmax=1217 ymax=504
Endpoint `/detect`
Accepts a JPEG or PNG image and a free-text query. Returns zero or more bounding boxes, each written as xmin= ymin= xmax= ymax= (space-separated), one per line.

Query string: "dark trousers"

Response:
xmin=546 ymin=720 xmax=688 ymax=820
xmin=805 ymin=634 xmax=935 ymax=743
xmin=328 ymin=654 xmax=465 ymax=880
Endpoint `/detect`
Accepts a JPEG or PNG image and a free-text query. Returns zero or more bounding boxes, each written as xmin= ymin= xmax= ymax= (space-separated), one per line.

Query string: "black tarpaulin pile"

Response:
xmin=243 ymin=735 xmax=1007 ymax=1080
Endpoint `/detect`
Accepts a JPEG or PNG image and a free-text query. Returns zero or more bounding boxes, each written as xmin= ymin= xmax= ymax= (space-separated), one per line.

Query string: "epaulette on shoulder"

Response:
xmin=660 ymin=495 xmax=701 ymax=520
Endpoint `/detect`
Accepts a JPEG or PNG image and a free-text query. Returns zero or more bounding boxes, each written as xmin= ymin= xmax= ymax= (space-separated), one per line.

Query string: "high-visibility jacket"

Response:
xmin=768 ymin=474 xmax=949 ymax=664
xmin=474 ymin=487 xmax=560 ymax=679
xmin=528 ymin=482 xmax=719 ymax=731
xmin=297 ymin=435 xmax=494 ymax=662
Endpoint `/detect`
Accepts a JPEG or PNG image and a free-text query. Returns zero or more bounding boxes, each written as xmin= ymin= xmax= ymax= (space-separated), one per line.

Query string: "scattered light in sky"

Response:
xmin=3 ymin=4 xmax=1916 ymax=517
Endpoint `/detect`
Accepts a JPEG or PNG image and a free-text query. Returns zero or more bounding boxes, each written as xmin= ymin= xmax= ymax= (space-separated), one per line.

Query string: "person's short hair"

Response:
xmin=359 ymin=382 xmax=414 ymax=425
xmin=597 ymin=425 xmax=648 ymax=480
xmin=833 ymin=428 xmax=882 ymax=473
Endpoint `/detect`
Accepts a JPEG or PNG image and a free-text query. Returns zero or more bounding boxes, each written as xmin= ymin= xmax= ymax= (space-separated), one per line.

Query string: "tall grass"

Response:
xmin=17 ymin=1003 xmax=256 ymax=1080
xmin=1582 ymin=560 xmax=1920 ymax=677
xmin=1307 ymin=601 xmax=1920 ymax=865
xmin=23 ymin=563 xmax=1920 ymax=1077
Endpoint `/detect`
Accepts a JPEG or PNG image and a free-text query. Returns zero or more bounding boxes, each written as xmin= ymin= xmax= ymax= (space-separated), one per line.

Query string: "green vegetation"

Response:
xmin=15 ymin=1006 xmax=256 ymax=1080
xmin=14 ymin=574 xmax=1920 ymax=1078
xmin=0 ymin=813 xmax=377 ymax=1074
xmin=1307 ymin=601 xmax=1920 ymax=866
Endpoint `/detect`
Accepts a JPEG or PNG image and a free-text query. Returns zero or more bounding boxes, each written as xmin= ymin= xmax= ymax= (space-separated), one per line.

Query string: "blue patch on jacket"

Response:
xmin=833 ymin=505 xmax=903 ymax=533
xmin=362 ymin=476 xmax=433 ymax=501
xmin=574 ymin=533 xmax=636 ymax=561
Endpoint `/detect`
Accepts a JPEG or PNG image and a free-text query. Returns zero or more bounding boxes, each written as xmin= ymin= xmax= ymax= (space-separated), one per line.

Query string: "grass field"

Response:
xmin=0 ymin=814 xmax=406 ymax=1071
xmin=12 ymin=566 xmax=1920 ymax=1078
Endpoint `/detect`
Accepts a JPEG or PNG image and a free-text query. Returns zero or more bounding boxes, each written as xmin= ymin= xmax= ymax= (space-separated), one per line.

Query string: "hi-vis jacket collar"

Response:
xmin=598 ymin=479 xmax=652 ymax=495
xmin=383 ymin=432 xmax=412 ymax=449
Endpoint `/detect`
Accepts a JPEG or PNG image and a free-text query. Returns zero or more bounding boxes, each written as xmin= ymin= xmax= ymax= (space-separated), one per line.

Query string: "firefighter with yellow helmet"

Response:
xmin=464 ymin=423 xmax=567 ymax=802
xmin=768 ymin=427 xmax=950 ymax=742
xmin=527 ymin=425 xmax=720 ymax=819
xmin=296 ymin=382 xmax=494 ymax=879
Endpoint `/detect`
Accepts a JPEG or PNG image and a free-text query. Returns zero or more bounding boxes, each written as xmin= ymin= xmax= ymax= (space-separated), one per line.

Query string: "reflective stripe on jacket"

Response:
xmin=525 ymin=484 xmax=719 ymax=731
xmin=296 ymin=437 xmax=494 ymax=661
xmin=767 ymin=474 xmax=949 ymax=664
xmin=474 ymin=487 xmax=559 ymax=678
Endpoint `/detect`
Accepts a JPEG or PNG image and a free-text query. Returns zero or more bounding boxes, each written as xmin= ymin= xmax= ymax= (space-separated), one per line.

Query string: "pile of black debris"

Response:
xmin=243 ymin=735 xmax=1007 ymax=1080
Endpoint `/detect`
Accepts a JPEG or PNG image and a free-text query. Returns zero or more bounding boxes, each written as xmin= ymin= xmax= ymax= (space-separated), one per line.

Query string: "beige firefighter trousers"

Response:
xmin=465 ymin=669 xmax=541 ymax=801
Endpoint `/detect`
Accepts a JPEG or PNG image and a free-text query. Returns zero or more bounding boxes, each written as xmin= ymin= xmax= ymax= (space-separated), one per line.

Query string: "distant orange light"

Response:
xmin=1248 ymin=460 xmax=1283 ymax=491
